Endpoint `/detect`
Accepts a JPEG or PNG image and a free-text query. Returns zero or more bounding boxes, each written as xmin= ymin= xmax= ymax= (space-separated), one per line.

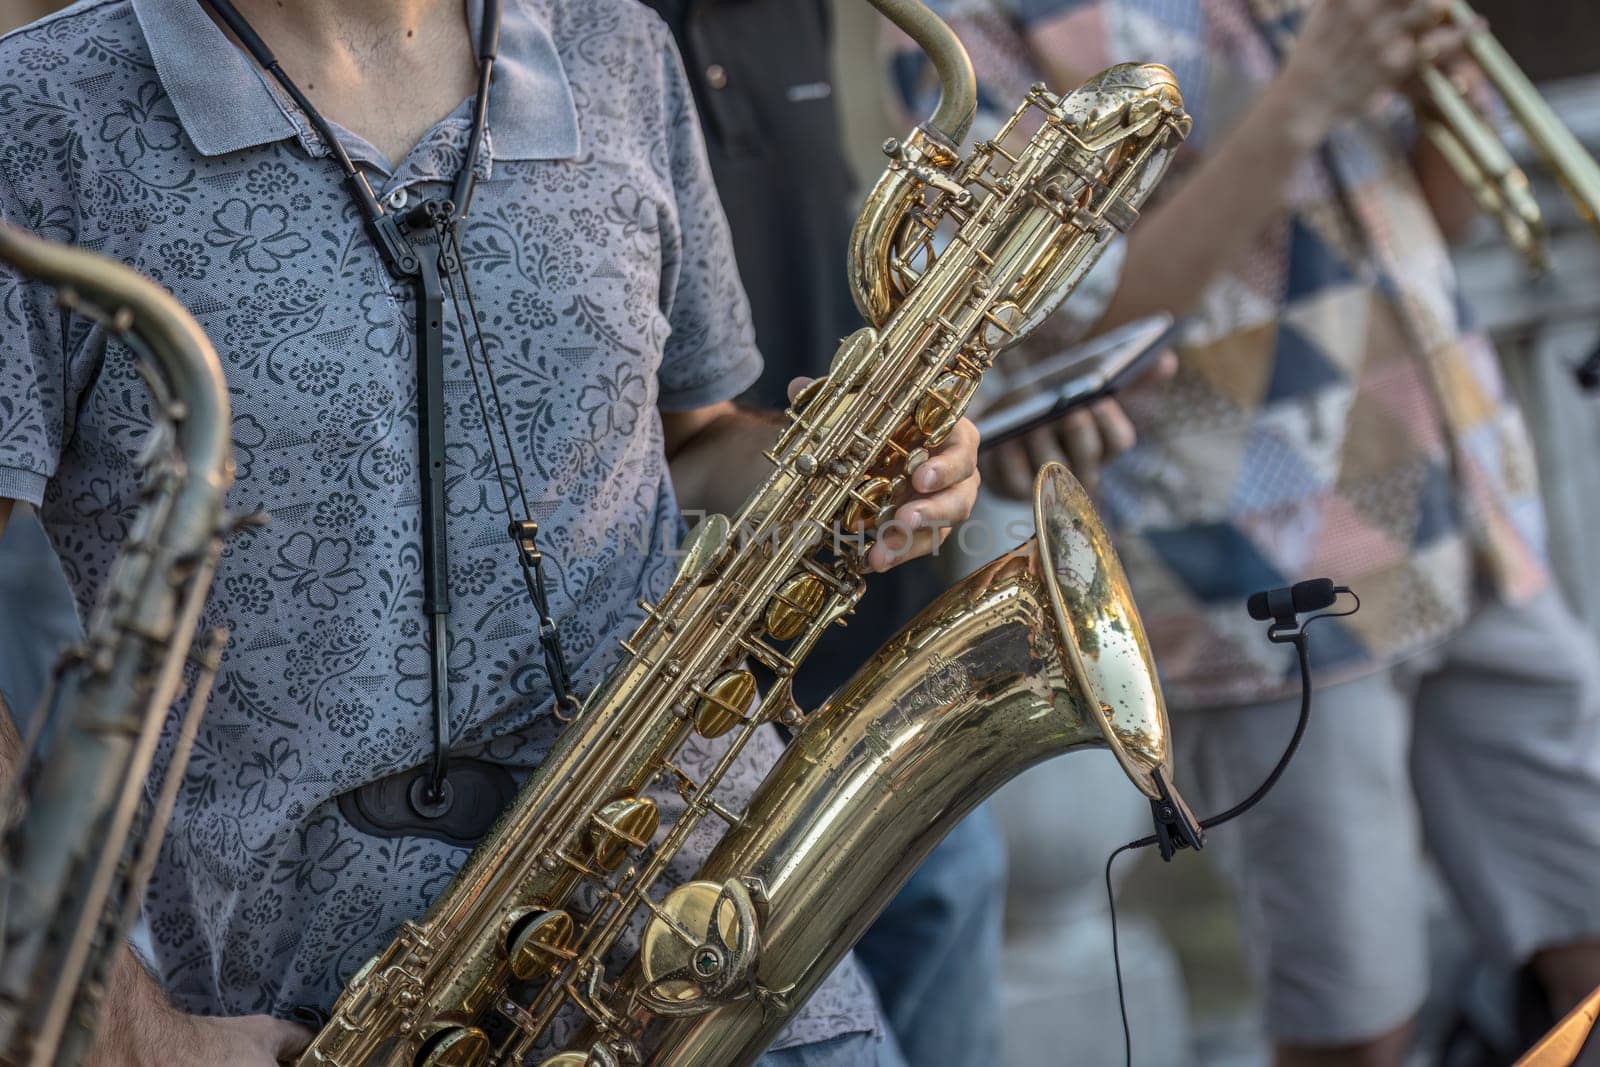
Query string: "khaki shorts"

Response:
xmin=1175 ymin=590 xmax=1600 ymax=1046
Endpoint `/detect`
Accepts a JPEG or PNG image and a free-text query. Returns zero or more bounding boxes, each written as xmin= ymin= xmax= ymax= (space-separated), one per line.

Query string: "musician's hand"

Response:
xmin=985 ymin=399 xmax=1135 ymax=500
xmin=84 ymin=951 xmax=312 ymax=1066
xmin=786 ymin=376 xmax=982 ymax=572
xmin=1276 ymin=0 xmax=1478 ymax=139
xmin=979 ymin=348 xmax=1176 ymax=500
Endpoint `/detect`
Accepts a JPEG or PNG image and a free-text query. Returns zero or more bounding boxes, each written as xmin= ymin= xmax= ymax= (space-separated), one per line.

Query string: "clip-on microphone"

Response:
xmin=1107 ymin=577 xmax=1359 ymax=1065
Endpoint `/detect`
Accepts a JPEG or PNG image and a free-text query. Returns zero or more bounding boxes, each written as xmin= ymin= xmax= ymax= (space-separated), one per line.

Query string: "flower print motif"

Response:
xmin=98 ymin=81 xmax=181 ymax=167
xmin=577 ymin=366 xmax=648 ymax=440
xmin=312 ymin=492 xmax=367 ymax=531
xmin=288 ymin=355 xmax=345 ymax=397
xmin=19 ymin=45 xmax=68 ymax=71
xmin=354 ymin=527 xmax=376 ymax=547
xmin=359 ymin=289 xmax=398 ymax=352
xmin=400 ymin=619 xmax=421 ymax=639
xmin=507 ymin=288 xmax=556 ymax=330
xmin=268 ymin=531 xmax=366 ymax=610
xmin=148 ymin=907 xmax=196 ymax=947
xmin=240 ymin=890 xmax=284 ymax=927
xmin=233 ymin=736 xmax=302 ymax=816
xmin=568 ymin=206 xmax=607 ymax=246
xmin=290 ymin=192 xmax=313 ymax=213
xmin=604 ymin=184 xmax=659 ymax=251
xmin=367 ymin=443 xmax=410 ymax=487
xmin=70 ymin=477 xmax=132 ymax=542
xmin=443 ymin=440 xmax=489 ymax=518
xmin=206 ymin=198 xmax=312 ymax=272
xmin=326 ymin=700 xmax=373 ymax=739
xmin=223 ymin=572 xmax=274 ymax=616
xmin=273 ymin=816 xmax=363 ymax=894
xmin=268 ymin=467 xmax=291 ymax=487
xmin=451 ymin=556 xmax=497 ymax=597
xmin=393 ymin=633 xmax=476 ymax=706
xmin=242 ymin=162 xmax=299 ymax=198
xmin=158 ymin=238 xmax=210 ymax=281
xmin=230 ymin=414 xmax=266 ymax=481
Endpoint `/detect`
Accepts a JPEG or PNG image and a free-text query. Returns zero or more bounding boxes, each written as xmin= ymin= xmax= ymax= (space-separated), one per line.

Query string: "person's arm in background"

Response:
xmin=1018 ymin=0 xmax=1477 ymax=332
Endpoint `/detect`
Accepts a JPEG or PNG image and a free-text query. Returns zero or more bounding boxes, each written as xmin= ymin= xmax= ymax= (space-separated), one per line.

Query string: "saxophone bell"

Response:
xmin=633 ymin=463 xmax=1196 ymax=1066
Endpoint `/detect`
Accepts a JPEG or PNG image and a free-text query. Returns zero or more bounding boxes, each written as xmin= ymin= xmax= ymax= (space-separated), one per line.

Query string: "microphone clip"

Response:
xmin=1148 ymin=766 xmax=1205 ymax=861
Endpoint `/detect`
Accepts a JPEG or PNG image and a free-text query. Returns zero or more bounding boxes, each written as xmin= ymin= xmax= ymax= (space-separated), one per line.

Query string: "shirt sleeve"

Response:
xmin=650 ymin=25 xmax=764 ymax=412
xmin=0 ymin=172 xmax=69 ymax=508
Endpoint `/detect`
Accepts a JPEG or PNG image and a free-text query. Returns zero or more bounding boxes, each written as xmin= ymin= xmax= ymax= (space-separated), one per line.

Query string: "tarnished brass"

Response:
xmin=503 ymin=910 xmax=575 ymax=982
xmin=764 ymin=574 xmax=828 ymax=641
xmin=913 ymin=372 xmax=971 ymax=444
xmin=417 ymin=1027 xmax=490 ymax=1067
xmin=297 ymin=4 xmax=1190 ymax=1062
xmin=590 ymin=798 xmax=660 ymax=871
xmin=1419 ymin=0 xmax=1600 ymax=272
xmin=695 ymin=670 xmax=758 ymax=738
xmin=0 ymin=224 xmax=237 ymax=1066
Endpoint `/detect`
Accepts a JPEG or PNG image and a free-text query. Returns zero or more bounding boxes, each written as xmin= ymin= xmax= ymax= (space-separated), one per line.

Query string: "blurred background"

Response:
xmin=2 ymin=0 xmax=1597 ymax=1062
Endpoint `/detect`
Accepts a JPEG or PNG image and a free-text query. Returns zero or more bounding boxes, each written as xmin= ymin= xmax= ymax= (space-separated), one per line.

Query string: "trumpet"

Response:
xmin=1418 ymin=0 xmax=1600 ymax=273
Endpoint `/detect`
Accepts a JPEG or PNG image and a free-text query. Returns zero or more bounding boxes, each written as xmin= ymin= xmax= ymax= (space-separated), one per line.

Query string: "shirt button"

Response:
xmin=387 ymin=188 xmax=409 ymax=210
xmin=705 ymin=64 xmax=728 ymax=90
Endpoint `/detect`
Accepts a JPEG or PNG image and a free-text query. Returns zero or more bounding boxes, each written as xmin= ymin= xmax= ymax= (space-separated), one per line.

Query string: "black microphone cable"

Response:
xmin=1104 ymin=579 xmax=1359 ymax=1066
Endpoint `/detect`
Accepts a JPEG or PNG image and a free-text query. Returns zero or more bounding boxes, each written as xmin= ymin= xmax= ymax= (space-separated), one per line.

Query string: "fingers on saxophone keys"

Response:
xmin=914 ymin=417 xmax=979 ymax=493
xmin=867 ymin=521 xmax=950 ymax=572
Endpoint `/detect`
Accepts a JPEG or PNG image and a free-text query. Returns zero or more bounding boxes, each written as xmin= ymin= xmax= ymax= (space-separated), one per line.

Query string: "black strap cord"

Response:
xmin=1106 ymin=580 xmax=1359 ymax=1066
xmin=196 ymin=0 xmax=575 ymax=803
xmin=438 ymin=222 xmax=578 ymax=719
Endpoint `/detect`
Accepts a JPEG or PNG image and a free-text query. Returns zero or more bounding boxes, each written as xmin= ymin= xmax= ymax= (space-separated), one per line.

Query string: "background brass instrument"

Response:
xmin=298 ymin=2 xmax=1193 ymax=1064
xmin=1419 ymin=0 xmax=1600 ymax=272
xmin=0 ymin=223 xmax=238 ymax=1065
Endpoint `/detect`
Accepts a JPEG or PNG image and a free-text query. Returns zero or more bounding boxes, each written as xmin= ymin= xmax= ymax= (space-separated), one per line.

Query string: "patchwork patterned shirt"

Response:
xmin=0 ymin=0 xmax=879 ymax=1050
xmin=900 ymin=0 xmax=1549 ymax=707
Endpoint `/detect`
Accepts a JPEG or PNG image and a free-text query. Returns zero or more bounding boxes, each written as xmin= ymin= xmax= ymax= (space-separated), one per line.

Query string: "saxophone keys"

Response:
xmin=638 ymin=878 xmax=760 ymax=1016
xmin=416 ymin=1025 xmax=490 ymax=1067
xmin=694 ymin=669 xmax=757 ymax=738
xmin=914 ymin=373 xmax=972 ymax=446
xmin=841 ymin=477 xmax=895 ymax=535
xmin=764 ymin=573 xmax=828 ymax=641
xmin=589 ymin=797 xmax=660 ymax=871
xmin=502 ymin=908 xmax=576 ymax=981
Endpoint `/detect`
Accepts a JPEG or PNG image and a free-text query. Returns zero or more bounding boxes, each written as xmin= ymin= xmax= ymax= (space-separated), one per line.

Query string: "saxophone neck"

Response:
xmin=860 ymin=0 xmax=975 ymax=147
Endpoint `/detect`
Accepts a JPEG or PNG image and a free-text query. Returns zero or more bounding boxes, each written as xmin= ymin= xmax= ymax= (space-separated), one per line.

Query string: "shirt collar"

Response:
xmin=130 ymin=0 xmax=581 ymax=162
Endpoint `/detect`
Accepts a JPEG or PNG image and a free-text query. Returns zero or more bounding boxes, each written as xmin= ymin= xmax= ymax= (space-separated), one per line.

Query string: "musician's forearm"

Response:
xmin=1098 ymin=74 xmax=1325 ymax=329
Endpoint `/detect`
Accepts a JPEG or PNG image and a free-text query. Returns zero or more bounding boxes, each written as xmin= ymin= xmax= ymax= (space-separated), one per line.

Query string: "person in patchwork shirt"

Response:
xmin=894 ymin=0 xmax=1600 ymax=1063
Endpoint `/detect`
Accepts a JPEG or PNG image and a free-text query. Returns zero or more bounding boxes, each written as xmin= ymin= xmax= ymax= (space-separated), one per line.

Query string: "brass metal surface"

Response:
xmin=642 ymin=465 xmax=1175 ymax=1065
xmin=297 ymin=7 xmax=1190 ymax=1063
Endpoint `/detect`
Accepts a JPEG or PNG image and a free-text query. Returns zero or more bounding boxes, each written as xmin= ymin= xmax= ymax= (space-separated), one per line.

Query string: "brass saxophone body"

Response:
xmin=0 ymin=223 xmax=237 ymax=1066
xmin=300 ymin=5 xmax=1190 ymax=1064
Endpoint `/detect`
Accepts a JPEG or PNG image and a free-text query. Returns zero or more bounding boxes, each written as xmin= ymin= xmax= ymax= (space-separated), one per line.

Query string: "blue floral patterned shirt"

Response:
xmin=0 ymin=0 xmax=879 ymax=1051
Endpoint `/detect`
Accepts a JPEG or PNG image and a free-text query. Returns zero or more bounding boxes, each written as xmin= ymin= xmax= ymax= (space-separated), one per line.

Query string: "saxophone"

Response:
xmin=301 ymin=3 xmax=1193 ymax=1064
xmin=0 ymin=223 xmax=238 ymax=1066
